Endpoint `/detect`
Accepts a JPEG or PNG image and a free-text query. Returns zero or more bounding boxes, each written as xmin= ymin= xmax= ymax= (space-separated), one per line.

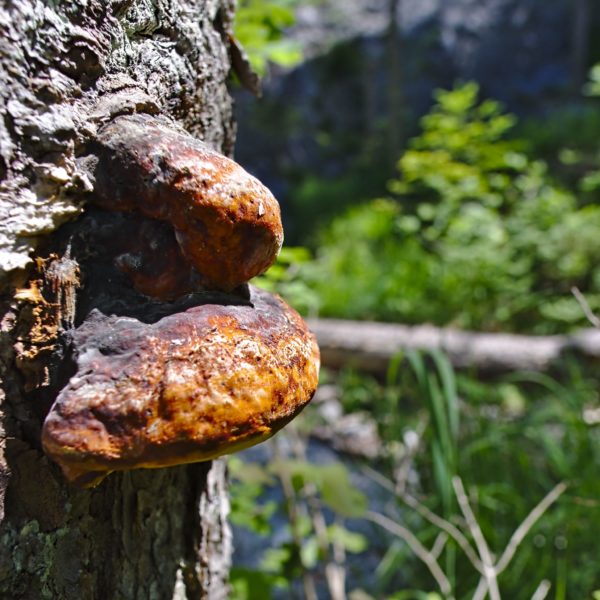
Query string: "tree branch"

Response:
xmin=366 ymin=510 xmax=454 ymax=599
xmin=452 ymin=477 xmax=501 ymax=600
xmin=495 ymin=482 xmax=567 ymax=575
xmin=308 ymin=318 xmax=600 ymax=374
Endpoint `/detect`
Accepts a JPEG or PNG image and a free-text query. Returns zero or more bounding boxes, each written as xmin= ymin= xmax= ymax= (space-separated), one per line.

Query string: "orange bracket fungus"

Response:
xmin=42 ymin=288 xmax=319 ymax=487
xmin=90 ymin=114 xmax=284 ymax=295
xmin=40 ymin=115 xmax=319 ymax=487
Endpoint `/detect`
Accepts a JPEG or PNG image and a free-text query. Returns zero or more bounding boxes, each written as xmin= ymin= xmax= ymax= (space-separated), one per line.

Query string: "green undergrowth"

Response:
xmin=230 ymin=355 xmax=600 ymax=599
xmin=234 ymin=0 xmax=304 ymax=75
xmin=239 ymin=66 xmax=600 ymax=600
xmin=258 ymin=81 xmax=600 ymax=334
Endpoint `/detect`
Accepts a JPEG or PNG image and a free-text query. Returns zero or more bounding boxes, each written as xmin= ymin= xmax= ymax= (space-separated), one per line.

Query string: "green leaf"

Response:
xmin=387 ymin=591 xmax=443 ymax=600
xmin=300 ymin=535 xmax=319 ymax=568
xmin=430 ymin=351 xmax=459 ymax=442
xmin=375 ymin=540 xmax=407 ymax=591
xmin=229 ymin=458 xmax=274 ymax=486
xmin=431 ymin=442 xmax=453 ymax=514
xmin=270 ymin=459 xmax=368 ymax=517
xmin=386 ymin=351 xmax=404 ymax=388
xmin=406 ymin=351 xmax=427 ymax=391
xmin=319 ymin=464 xmax=368 ymax=518
xmin=230 ymin=567 xmax=284 ymax=600
xmin=348 ymin=590 xmax=376 ymax=600
xmin=327 ymin=524 xmax=368 ymax=553
xmin=234 ymin=0 xmax=303 ymax=75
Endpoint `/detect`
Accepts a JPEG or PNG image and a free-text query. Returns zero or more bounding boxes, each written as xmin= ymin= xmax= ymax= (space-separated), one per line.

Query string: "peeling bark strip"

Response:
xmin=196 ymin=459 xmax=232 ymax=600
xmin=0 ymin=0 xmax=244 ymax=598
xmin=13 ymin=254 xmax=80 ymax=392
xmin=309 ymin=318 xmax=600 ymax=374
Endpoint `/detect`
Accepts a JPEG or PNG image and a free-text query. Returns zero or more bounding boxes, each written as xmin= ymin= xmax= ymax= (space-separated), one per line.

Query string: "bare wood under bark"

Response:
xmin=308 ymin=318 xmax=600 ymax=374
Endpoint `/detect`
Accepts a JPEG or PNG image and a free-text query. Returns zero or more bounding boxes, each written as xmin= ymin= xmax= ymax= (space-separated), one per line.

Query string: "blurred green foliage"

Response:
xmin=517 ymin=72 xmax=600 ymax=200
xmin=229 ymin=453 xmax=368 ymax=600
xmin=336 ymin=355 xmax=600 ymax=598
xmin=235 ymin=69 xmax=600 ymax=599
xmin=286 ymin=83 xmax=600 ymax=333
xmin=288 ymin=160 xmax=392 ymax=242
xmin=253 ymin=246 xmax=319 ymax=315
xmin=584 ymin=63 xmax=600 ymax=97
xmin=230 ymin=354 xmax=600 ymax=598
xmin=234 ymin=0 xmax=303 ymax=75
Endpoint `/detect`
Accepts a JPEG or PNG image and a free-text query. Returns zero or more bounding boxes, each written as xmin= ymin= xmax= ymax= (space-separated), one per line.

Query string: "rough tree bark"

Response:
xmin=0 ymin=1 xmax=238 ymax=598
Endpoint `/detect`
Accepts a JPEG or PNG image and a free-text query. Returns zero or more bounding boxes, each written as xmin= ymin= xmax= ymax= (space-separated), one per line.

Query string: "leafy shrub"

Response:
xmin=234 ymin=0 xmax=303 ymax=75
xmin=294 ymin=83 xmax=600 ymax=333
xmin=329 ymin=356 xmax=600 ymax=598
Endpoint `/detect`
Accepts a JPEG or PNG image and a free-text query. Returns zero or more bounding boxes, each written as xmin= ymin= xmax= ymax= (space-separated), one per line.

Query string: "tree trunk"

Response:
xmin=386 ymin=0 xmax=403 ymax=166
xmin=0 ymin=1 xmax=236 ymax=597
xmin=309 ymin=318 xmax=600 ymax=374
xmin=571 ymin=0 xmax=591 ymax=93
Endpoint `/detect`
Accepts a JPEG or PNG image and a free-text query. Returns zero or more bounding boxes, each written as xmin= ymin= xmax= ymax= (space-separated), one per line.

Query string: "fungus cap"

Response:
xmin=92 ymin=114 xmax=284 ymax=293
xmin=42 ymin=287 xmax=319 ymax=487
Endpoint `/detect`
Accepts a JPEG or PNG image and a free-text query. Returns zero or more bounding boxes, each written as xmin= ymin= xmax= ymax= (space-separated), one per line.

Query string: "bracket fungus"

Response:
xmin=90 ymin=114 xmax=284 ymax=295
xmin=42 ymin=288 xmax=319 ymax=487
xmin=40 ymin=115 xmax=319 ymax=487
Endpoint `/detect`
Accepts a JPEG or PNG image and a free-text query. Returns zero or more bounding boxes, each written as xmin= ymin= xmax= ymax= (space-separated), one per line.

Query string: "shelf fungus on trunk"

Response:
xmin=42 ymin=287 xmax=320 ymax=487
xmin=90 ymin=113 xmax=284 ymax=295
xmin=40 ymin=115 xmax=318 ymax=486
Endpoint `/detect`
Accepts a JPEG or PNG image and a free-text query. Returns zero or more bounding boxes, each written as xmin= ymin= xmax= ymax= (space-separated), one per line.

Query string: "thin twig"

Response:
xmin=472 ymin=576 xmax=488 ymax=600
xmin=402 ymin=493 xmax=484 ymax=573
xmin=306 ymin=482 xmax=347 ymax=600
xmin=362 ymin=466 xmax=484 ymax=572
xmin=571 ymin=286 xmax=600 ymax=328
xmin=394 ymin=419 xmax=427 ymax=495
xmin=431 ymin=532 xmax=449 ymax=560
xmin=331 ymin=516 xmax=349 ymax=600
xmin=365 ymin=468 xmax=565 ymax=600
xmin=366 ymin=510 xmax=454 ymax=599
xmin=530 ymin=580 xmax=551 ymax=600
xmin=495 ymin=482 xmax=567 ymax=574
xmin=361 ymin=464 xmax=396 ymax=494
xmin=452 ymin=477 xmax=501 ymax=600
xmin=271 ymin=438 xmax=319 ymax=600
xmin=289 ymin=428 xmax=347 ymax=600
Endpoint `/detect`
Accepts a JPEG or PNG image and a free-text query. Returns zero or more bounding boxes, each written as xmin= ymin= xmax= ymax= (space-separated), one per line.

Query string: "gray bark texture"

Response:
xmin=0 ymin=1 xmax=238 ymax=598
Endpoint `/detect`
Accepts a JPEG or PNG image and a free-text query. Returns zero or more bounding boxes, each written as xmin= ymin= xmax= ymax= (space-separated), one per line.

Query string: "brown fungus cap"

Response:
xmin=42 ymin=287 xmax=319 ymax=487
xmin=91 ymin=114 xmax=283 ymax=293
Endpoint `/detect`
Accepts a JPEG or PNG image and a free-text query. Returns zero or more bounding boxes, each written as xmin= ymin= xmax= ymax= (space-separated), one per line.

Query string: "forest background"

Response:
xmin=229 ymin=1 xmax=600 ymax=599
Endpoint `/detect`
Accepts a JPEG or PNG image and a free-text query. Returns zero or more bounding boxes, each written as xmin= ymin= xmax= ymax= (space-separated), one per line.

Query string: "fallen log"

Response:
xmin=307 ymin=319 xmax=600 ymax=374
